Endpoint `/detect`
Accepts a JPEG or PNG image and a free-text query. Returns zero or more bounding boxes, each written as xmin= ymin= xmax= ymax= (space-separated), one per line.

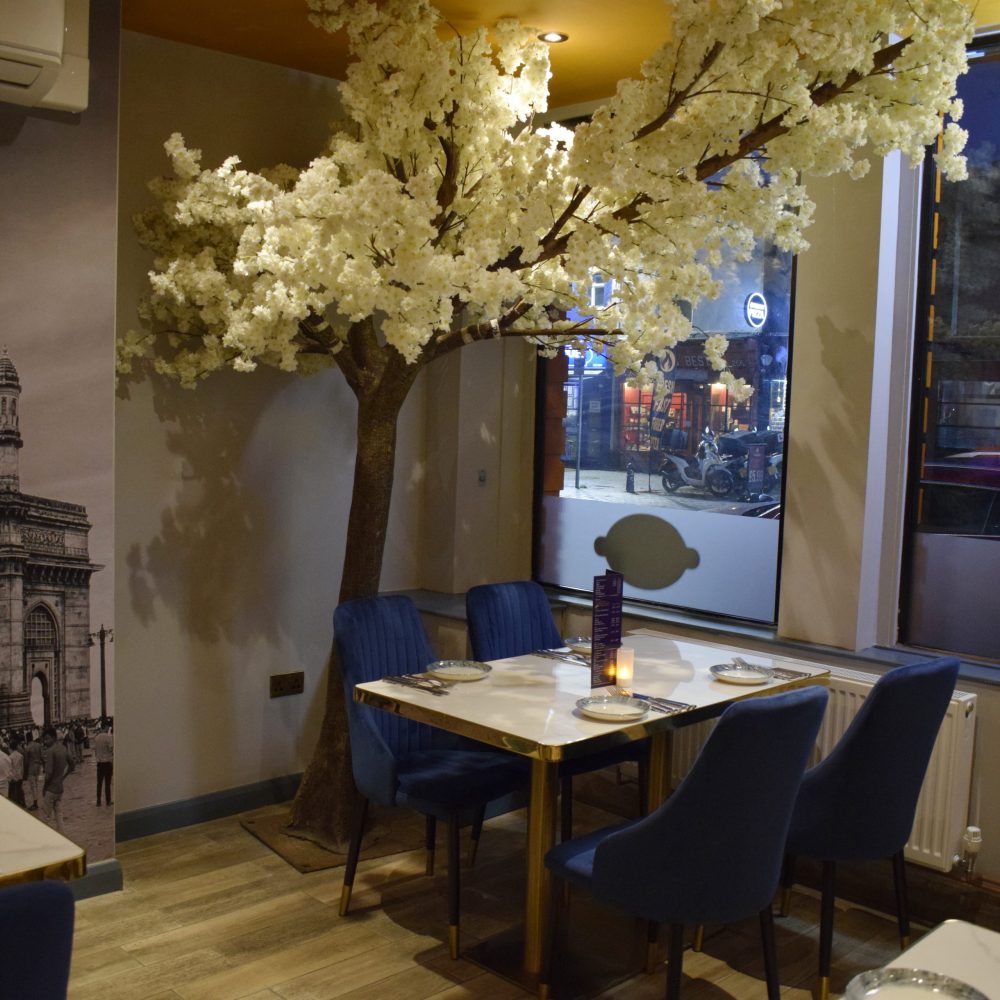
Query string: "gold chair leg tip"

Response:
xmin=538 ymin=984 xmax=551 ymax=1000
xmin=338 ymin=885 xmax=352 ymax=917
xmin=819 ymin=975 xmax=830 ymax=1000
xmin=901 ymin=934 xmax=911 ymax=950
xmin=449 ymin=925 xmax=459 ymax=960
xmin=692 ymin=925 xmax=704 ymax=952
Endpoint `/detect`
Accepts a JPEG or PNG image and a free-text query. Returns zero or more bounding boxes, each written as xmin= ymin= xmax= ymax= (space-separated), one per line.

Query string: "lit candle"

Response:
xmin=615 ymin=647 xmax=634 ymax=693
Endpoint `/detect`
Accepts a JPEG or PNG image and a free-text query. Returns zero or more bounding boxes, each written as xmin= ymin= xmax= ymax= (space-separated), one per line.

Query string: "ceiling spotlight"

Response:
xmin=538 ymin=31 xmax=568 ymax=43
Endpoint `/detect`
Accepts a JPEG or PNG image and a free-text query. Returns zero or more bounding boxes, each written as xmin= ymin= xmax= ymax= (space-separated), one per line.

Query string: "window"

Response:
xmin=24 ymin=606 xmax=57 ymax=649
xmin=535 ymin=239 xmax=794 ymax=623
xmin=902 ymin=36 xmax=1000 ymax=661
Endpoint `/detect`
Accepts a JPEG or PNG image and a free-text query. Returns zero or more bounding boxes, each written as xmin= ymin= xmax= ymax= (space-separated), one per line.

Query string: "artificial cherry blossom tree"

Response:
xmin=118 ymin=0 xmax=972 ymax=846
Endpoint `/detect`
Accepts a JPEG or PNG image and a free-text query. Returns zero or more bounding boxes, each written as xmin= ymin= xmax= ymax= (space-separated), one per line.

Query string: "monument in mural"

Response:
xmin=0 ymin=349 xmax=99 ymax=729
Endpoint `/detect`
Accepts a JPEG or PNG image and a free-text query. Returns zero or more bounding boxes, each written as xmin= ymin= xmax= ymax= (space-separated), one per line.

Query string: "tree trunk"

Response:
xmin=286 ymin=376 xmax=410 ymax=848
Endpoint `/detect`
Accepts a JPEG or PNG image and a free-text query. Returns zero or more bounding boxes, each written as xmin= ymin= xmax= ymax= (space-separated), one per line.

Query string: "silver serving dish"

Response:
xmin=426 ymin=659 xmax=491 ymax=681
xmin=563 ymin=635 xmax=592 ymax=656
xmin=709 ymin=661 xmax=774 ymax=685
xmin=576 ymin=694 xmax=648 ymax=722
xmin=845 ymin=968 xmax=989 ymax=1000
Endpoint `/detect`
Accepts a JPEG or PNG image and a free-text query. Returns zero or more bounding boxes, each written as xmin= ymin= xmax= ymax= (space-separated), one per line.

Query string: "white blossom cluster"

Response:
xmin=119 ymin=0 xmax=973 ymax=395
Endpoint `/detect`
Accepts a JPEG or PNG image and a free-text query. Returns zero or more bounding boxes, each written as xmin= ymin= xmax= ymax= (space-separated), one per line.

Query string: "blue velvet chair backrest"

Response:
xmin=0 ymin=880 xmax=74 ymax=998
xmin=787 ymin=657 xmax=960 ymax=861
xmin=335 ymin=595 xmax=445 ymax=803
xmin=466 ymin=581 xmax=563 ymax=661
xmin=591 ymin=686 xmax=829 ymax=925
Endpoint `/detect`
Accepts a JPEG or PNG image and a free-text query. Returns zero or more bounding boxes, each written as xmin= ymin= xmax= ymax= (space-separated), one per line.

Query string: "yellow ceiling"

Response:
xmin=122 ymin=1 xmax=1000 ymax=109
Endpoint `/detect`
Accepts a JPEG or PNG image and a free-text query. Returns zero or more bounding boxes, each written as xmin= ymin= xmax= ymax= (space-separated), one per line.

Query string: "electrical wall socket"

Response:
xmin=270 ymin=671 xmax=305 ymax=698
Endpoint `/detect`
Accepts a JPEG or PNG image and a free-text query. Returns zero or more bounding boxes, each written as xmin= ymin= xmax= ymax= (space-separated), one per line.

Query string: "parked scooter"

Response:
xmin=660 ymin=428 xmax=735 ymax=497
xmin=718 ymin=429 xmax=783 ymax=498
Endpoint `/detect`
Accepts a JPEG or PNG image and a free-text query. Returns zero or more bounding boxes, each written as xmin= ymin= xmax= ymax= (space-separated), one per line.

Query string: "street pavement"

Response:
xmin=559 ymin=466 xmax=769 ymax=515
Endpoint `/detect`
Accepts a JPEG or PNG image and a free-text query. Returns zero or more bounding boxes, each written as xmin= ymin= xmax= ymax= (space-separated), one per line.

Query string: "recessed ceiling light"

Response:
xmin=538 ymin=31 xmax=569 ymax=43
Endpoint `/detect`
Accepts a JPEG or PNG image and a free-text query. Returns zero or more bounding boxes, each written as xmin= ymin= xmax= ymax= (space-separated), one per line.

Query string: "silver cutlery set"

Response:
xmin=384 ymin=673 xmax=452 ymax=695
xmin=383 ymin=661 xmax=696 ymax=715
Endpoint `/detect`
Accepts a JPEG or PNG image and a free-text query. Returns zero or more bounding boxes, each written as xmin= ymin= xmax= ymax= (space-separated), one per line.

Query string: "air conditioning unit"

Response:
xmin=0 ymin=0 xmax=90 ymax=113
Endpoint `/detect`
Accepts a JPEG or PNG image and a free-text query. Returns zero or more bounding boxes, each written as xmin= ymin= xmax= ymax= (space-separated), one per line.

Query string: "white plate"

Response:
xmin=710 ymin=662 xmax=774 ymax=685
xmin=564 ymin=636 xmax=592 ymax=656
xmin=845 ymin=968 xmax=987 ymax=1000
xmin=427 ymin=660 xmax=492 ymax=681
xmin=577 ymin=695 xmax=648 ymax=722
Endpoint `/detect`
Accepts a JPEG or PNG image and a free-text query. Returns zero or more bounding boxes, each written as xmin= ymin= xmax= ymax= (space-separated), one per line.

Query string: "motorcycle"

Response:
xmin=660 ymin=428 xmax=736 ymax=497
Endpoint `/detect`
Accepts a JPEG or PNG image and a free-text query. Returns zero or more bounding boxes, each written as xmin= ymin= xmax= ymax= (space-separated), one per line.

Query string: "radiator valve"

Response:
xmin=954 ymin=825 xmax=982 ymax=879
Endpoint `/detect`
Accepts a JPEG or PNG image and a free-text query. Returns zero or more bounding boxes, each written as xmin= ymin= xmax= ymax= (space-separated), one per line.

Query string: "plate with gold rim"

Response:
xmin=710 ymin=662 xmax=774 ymax=685
xmin=576 ymin=695 xmax=649 ymax=722
xmin=427 ymin=660 xmax=492 ymax=681
xmin=563 ymin=636 xmax=592 ymax=656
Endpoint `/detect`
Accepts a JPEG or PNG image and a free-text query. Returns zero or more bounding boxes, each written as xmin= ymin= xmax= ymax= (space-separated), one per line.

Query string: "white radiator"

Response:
xmin=669 ymin=667 xmax=977 ymax=872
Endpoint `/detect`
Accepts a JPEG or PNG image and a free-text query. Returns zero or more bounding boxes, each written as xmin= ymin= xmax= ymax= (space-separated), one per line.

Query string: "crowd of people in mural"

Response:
xmin=0 ymin=718 xmax=113 ymax=834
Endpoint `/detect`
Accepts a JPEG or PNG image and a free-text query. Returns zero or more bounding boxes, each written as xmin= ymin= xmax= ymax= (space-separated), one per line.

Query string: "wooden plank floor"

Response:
xmin=71 ymin=802 xmax=908 ymax=999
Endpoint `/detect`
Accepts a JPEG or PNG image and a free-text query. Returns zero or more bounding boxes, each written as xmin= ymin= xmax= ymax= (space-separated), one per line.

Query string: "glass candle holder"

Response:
xmin=615 ymin=648 xmax=634 ymax=694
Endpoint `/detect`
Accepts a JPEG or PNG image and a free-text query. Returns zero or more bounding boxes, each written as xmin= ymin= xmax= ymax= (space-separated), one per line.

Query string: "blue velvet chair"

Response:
xmin=335 ymin=594 xmax=530 ymax=959
xmin=466 ymin=580 xmax=649 ymax=840
xmin=0 ymin=880 xmax=75 ymax=998
xmin=781 ymin=657 xmax=960 ymax=1000
xmin=543 ymin=686 xmax=829 ymax=1000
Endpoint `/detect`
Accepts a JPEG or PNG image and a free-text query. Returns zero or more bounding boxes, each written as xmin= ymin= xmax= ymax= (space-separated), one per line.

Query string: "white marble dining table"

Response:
xmin=887 ymin=918 xmax=1000 ymax=997
xmin=0 ymin=795 xmax=86 ymax=886
xmin=354 ymin=629 xmax=830 ymax=989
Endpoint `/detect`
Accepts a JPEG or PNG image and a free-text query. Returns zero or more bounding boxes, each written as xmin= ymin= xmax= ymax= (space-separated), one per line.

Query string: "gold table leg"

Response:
xmin=646 ymin=730 xmax=673 ymax=810
xmin=523 ymin=758 xmax=559 ymax=979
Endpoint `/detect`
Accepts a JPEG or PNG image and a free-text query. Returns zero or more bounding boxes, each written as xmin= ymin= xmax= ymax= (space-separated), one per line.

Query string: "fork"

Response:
xmin=384 ymin=674 xmax=450 ymax=696
xmin=632 ymin=693 xmax=695 ymax=714
xmin=535 ymin=649 xmax=588 ymax=666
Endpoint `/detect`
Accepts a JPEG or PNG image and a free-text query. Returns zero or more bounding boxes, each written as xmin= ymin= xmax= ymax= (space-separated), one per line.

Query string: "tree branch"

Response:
xmin=632 ymin=40 xmax=726 ymax=142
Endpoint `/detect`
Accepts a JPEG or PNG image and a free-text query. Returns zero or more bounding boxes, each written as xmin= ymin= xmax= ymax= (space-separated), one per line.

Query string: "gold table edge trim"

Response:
xmin=0 ymin=852 xmax=87 ymax=887
xmin=355 ymin=671 xmax=828 ymax=761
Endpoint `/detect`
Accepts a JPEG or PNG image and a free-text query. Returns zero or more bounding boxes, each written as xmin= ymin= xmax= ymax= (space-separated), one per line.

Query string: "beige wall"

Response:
xmin=115 ymin=32 xmax=534 ymax=813
xmin=115 ymin=34 xmax=430 ymax=811
xmin=419 ymin=338 xmax=535 ymax=594
xmin=777 ymin=163 xmax=885 ymax=650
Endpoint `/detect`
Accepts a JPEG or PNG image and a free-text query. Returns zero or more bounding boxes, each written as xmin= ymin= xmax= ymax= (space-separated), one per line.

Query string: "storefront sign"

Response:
xmin=744 ymin=292 xmax=768 ymax=329
xmin=746 ymin=442 xmax=768 ymax=492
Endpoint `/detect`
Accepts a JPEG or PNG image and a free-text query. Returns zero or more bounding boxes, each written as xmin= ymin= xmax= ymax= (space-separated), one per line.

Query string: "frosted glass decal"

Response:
xmin=539 ymin=496 xmax=779 ymax=622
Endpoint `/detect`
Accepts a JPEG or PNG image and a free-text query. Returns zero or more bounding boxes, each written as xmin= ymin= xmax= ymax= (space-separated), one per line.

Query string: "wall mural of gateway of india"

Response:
xmin=0 ymin=350 xmax=99 ymax=728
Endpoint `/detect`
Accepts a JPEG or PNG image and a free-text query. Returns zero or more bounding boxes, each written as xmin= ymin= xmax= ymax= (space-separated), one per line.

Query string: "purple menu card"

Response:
xmin=591 ymin=570 xmax=624 ymax=688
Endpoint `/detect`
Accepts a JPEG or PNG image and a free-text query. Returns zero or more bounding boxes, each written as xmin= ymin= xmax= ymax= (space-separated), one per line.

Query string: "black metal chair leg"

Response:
xmin=468 ymin=805 xmax=485 ymax=867
xmin=560 ymin=774 xmax=574 ymax=842
xmin=779 ymin=852 xmax=794 ymax=916
xmin=339 ymin=797 xmax=369 ymax=916
xmin=759 ymin=906 xmax=780 ymax=1000
xmin=665 ymin=923 xmax=684 ymax=1000
xmin=425 ymin=814 xmax=437 ymax=876
xmin=891 ymin=850 xmax=911 ymax=949
xmin=447 ymin=816 xmax=460 ymax=959
xmin=818 ymin=860 xmax=836 ymax=1000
